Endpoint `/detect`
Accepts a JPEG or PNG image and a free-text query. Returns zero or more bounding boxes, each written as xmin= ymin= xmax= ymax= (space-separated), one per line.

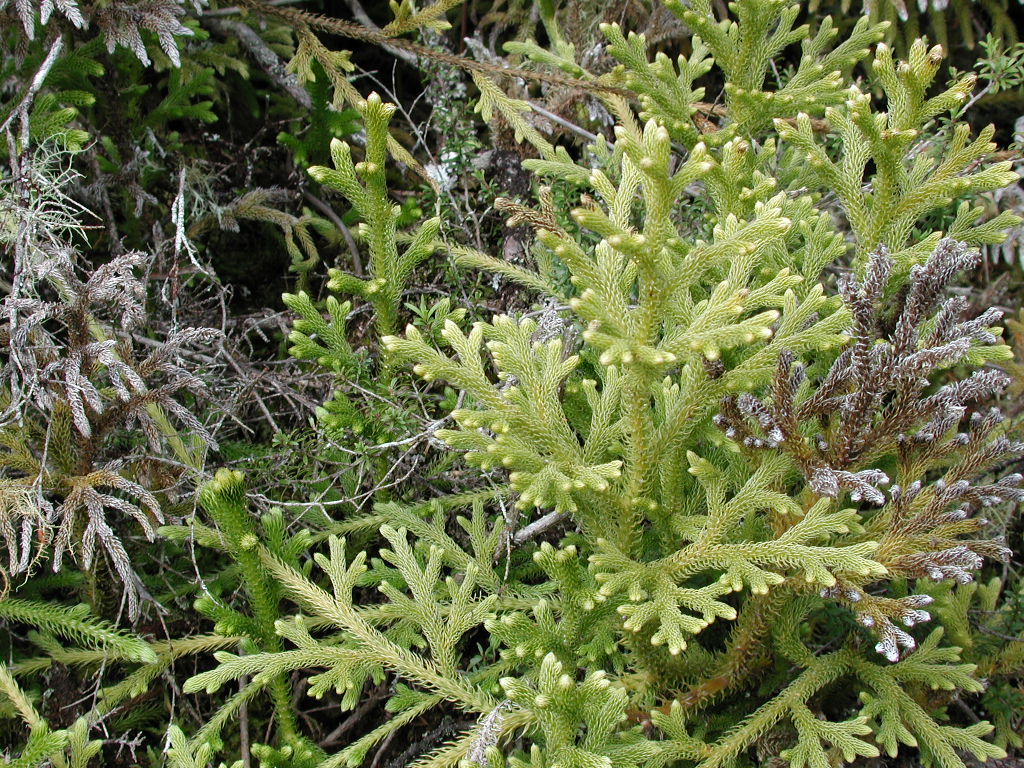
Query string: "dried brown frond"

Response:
xmin=0 ymin=479 xmax=48 ymax=595
xmin=2 ymin=243 xmax=220 ymax=618
xmin=715 ymin=238 xmax=1023 ymax=658
xmin=93 ymin=0 xmax=195 ymax=67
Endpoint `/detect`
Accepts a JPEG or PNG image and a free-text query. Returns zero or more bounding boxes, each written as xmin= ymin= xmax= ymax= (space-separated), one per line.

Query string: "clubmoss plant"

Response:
xmin=305 ymin=93 xmax=441 ymax=356
xmin=177 ymin=1 xmax=1023 ymax=767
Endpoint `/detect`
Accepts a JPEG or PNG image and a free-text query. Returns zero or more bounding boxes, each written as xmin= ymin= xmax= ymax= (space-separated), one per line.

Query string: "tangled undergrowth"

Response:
xmin=2 ymin=1 xmax=1024 ymax=767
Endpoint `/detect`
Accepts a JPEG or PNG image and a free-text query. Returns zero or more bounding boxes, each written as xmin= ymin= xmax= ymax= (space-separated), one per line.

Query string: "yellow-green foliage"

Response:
xmin=309 ymin=94 xmax=441 ymax=352
xmin=173 ymin=2 xmax=1024 ymax=768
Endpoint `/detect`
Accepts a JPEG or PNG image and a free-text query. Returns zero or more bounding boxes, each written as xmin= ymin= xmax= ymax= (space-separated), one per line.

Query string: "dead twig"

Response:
xmin=206 ymin=19 xmax=312 ymax=109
